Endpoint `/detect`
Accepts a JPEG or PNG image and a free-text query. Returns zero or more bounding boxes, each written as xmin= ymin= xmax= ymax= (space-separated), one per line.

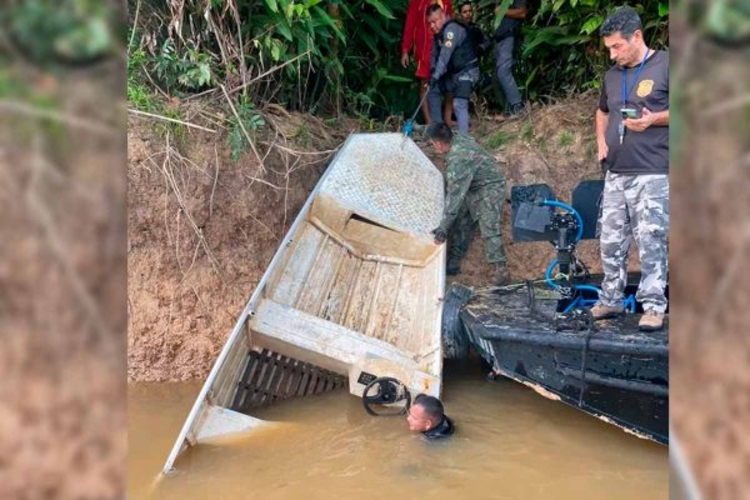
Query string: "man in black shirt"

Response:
xmin=442 ymin=1 xmax=490 ymax=127
xmin=407 ymin=394 xmax=455 ymax=439
xmin=592 ymin=6 xmax=670 ymax=331
xmin=458 ymin=1 xmax=490 ymax=59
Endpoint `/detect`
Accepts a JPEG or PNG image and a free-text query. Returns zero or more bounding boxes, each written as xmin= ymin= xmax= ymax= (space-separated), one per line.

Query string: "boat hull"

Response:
xmin=460 ymin=284 xmax=669 ymax=445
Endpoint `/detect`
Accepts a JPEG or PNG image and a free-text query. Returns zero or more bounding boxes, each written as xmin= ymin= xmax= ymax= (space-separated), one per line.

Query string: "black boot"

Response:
xmin=446 ymin=258 xmax=461 ymax=276
xmin=507 ymin=101 xmax=527 ymax=118
xmin=495 ymin=264 xmax=510 ymax=286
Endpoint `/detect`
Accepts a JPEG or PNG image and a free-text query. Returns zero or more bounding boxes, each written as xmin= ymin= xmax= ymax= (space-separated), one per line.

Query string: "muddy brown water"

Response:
xmin=129 ymin=361 xmax=667 ymax=499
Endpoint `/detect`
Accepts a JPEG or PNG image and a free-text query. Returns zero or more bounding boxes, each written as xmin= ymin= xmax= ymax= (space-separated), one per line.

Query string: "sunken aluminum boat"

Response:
xmin=444 ymin=182 xmax=668 ymax=445
xmin=163 ymin=133 xmax=446 ymax=473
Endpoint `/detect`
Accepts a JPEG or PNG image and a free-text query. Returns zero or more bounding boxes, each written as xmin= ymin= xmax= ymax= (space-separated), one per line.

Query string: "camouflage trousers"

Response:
xmin=598 ymin=172 xmax=669 ymax=313
xmin=448 ymin=181 xmax=506 ymax=265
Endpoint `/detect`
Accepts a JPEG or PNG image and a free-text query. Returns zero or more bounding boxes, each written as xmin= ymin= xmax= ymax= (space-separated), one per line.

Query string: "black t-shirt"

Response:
xmin=465 ymin=23 xmax=489 ymax=57
xmin=599 ymin=50 xmax=669 ymax=175
xmin=494 ymin=0 xmax=526 ymax=40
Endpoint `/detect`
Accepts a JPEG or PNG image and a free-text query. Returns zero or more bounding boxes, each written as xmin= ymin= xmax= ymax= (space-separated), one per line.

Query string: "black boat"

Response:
xmin=442 ymin=181 xmax=669 ymax=445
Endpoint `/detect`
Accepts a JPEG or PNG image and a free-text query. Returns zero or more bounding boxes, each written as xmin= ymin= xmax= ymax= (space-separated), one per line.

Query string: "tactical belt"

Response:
xmin=449 ymin=60 xmax=479 ymax=76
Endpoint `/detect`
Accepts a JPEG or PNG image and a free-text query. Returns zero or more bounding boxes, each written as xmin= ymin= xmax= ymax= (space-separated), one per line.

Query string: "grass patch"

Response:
xmin=558 ymin=131 xmax=574 ymax=147
xmin=294 ymin=123 xmax=313 ymax=148
xmin=127 ymin=82 xmax=159 ymax=113
xmin=484 ymin=129 xmax=513 ymax=149
xmin=157 ymin=105 xmax=187 ymax=142
xmin=520 ymin=121 xmax=534 ymax=142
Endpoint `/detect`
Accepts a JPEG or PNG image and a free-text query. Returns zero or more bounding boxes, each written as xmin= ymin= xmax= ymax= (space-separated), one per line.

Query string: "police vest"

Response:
xmin=441 ymin=20 xmax=478 ymax=74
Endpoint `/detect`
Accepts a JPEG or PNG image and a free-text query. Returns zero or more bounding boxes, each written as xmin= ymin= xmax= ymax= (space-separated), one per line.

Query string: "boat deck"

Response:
xmin=264 ymin=219 xmax=441 ymax=356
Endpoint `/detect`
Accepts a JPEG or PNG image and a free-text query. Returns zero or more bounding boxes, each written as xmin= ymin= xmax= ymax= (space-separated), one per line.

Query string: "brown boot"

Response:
xmin=590 ymin=302 xmax=623 ymax=320
xmin=639 ymin=310 xmax=665 ymax=331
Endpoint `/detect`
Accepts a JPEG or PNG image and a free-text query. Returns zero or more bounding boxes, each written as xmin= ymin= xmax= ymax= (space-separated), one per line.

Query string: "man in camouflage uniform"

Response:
xmin=593 ymin=6 xmax=670 ymax=331
xmin=426 ymin=122 xmax=508 ymax=284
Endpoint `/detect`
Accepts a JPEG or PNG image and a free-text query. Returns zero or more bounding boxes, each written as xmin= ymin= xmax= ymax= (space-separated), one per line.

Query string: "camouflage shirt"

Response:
xmin=439 ymin=132 xmax=505 ymax=231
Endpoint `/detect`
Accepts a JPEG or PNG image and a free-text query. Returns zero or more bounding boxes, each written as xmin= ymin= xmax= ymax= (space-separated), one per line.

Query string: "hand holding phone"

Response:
xmin=620 ymin=107 xmax=640 ymax=119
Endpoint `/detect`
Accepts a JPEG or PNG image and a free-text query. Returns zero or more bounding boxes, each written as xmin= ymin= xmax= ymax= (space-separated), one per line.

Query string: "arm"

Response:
xmin=432 ymin=24 xmax=466 ymax=81
xmin=495 ymin=0 xmax=527 ymax=19
xmin=401 ymin=0 xmax=418 ymax=59
xmin=595 ymin=109 xmax=609 ymax=162
xmin=505 ymin=5 xmax=527 ymax=19
xmin=596 ymin=80 xmax=609 ymax=162
xmin=624 ymin=108 xmax=669 ymax=132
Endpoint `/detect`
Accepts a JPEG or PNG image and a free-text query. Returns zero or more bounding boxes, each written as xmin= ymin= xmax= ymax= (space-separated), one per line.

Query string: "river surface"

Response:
xmin=129 ymin=361 xmax=667 ymax=499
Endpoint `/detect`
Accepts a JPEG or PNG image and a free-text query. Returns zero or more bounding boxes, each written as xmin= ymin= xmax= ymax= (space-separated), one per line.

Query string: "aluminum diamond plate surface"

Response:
xmin=319 ymin=133 xmax=444 ymax=234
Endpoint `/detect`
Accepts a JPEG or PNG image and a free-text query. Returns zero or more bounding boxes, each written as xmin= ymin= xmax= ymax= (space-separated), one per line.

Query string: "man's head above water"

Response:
xmin=407 ymin=394 xmax=446 ymax=432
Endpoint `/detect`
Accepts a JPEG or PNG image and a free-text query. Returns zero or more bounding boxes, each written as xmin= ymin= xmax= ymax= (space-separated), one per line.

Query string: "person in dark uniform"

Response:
xmin=442 ymin=1 xmax=490 ymax=126
xmin=458 ymin=1 xmax=490 ymax=58
xmin=407 ymin=394 xmax=455 ymax=439
xmin=425 ymin=4 xmax=479 ymax=132
xmin=401 ymin=0 xmax=454 ymax=125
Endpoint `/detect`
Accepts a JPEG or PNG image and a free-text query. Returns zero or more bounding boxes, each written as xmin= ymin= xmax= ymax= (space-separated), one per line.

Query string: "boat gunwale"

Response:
xmin=161 ymin=133 xmax=356 ymax=474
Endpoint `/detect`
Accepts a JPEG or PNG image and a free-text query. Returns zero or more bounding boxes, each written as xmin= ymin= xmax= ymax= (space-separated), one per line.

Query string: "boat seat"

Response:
xmin=248 ymin=298 xmax=439 ymax=396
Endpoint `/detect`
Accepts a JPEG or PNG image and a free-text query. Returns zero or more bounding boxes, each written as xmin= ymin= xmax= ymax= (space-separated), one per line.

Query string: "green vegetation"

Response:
xmin=128 ymin=47 xmax=159 ymax=112
xmin=485 ymin=129 xmax=513 ymax=149
xmin=2 ymin=0 xmax=114 ymax=65
xmin=472 ymin=0 xmax=669 ymax=101
xmin=520 ymin=121 xmax=534 ymax=142
xmin=227 ymin=95 xmax=266 ymax=161
xmin=558 ymin=131 xmax=574 ymax=147
xmin=125 ymin=0 xmax=669 ymax=120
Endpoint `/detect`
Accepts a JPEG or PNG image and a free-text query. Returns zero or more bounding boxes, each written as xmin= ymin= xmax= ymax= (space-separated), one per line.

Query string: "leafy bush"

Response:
xmin=128 ymin=0 xmax=669 ymax=117
xmin=2 ymin=0 xmax=114 ymax=64
xmin=227 ymin=95 xmax=266 ymax=161
xmin=471 ymin=0 xmax=668 ymax=102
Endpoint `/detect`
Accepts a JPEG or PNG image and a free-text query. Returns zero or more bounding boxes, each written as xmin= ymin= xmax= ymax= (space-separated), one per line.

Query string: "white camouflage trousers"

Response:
xmin=598 ymin=171 xmax=670 ymax=313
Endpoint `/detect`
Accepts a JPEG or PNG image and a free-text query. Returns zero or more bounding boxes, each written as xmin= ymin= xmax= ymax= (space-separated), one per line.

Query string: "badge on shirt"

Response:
xmin=637 ymin=80 xmax=654 ymax=97
xmin=445 ymin=40 xmax=452 ymax=47
xmin=447 ymin=32 xmax=454 ymax=40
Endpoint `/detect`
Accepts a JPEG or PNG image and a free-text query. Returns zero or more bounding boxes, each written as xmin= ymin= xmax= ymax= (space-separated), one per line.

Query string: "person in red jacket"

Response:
xmin=401 ymin=0 xmax=453 ymax=125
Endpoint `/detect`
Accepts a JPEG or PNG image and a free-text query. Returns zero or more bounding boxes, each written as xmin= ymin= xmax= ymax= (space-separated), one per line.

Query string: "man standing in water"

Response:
xmin=592 ymin=6 xmax=669 ymax=331
xmin=407 ymin=394 xmax=455 ymax=439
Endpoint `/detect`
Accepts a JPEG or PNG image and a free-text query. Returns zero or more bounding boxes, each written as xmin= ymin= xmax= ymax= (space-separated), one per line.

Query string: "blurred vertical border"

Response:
xmin=0 ymin=0 xmax=126 ymax=497
xmin=670 ymin=0 xmax=750 ymax=498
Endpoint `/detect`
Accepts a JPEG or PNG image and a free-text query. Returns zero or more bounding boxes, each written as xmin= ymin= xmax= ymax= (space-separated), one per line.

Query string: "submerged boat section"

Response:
xmin=163 ymin=133 xmax=446 ymax=473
